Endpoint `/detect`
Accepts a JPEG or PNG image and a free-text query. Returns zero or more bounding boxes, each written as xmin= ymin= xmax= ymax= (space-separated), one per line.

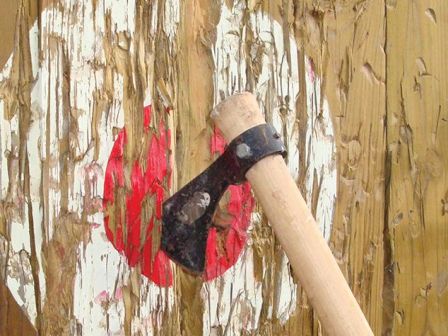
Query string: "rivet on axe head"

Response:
xmin=161 ymin=123 xmax=286 ymax=274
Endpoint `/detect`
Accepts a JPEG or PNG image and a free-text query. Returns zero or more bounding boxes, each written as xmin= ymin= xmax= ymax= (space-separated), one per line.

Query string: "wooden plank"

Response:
xmin=386 ymin=1 xmax=448 ymax=334
xmin=173 ymin=1 xmax=218 ymax=333
xmin=0 ymin=280 xmax=37 ymax=336
xmin=296 ymin=1 xmax=387 ymax=334
xmin=0 ymin=0 xmax=38 ymax=69
xmin=0 ymin=1 xmax=19 ymax=69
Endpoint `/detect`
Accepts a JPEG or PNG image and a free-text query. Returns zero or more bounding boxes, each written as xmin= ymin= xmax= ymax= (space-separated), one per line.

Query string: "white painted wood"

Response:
xmin=0 ymin=1 xmax=336 ymax=334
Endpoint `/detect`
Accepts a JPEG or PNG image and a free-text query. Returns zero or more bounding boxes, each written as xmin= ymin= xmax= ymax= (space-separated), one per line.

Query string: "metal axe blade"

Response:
xmin=160 ymin=124 xmax=286 ymax=274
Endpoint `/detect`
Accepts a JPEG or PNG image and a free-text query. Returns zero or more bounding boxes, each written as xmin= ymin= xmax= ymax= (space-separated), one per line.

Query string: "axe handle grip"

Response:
xmin=212 ymin=92 xmax=373 ymax=336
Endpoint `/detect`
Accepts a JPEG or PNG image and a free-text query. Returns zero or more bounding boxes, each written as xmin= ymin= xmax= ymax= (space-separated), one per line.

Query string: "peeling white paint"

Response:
xmin=164 ymin=0 xmax=180 ymax=39
xmin=208 ymin=1 xmax=336 ymax=333
xmin=6 ymin=247 xmax=36 ymax=323
xmin=0 ymin=52 xmax=13 ymax=202
xmin=304 ymin=57 xmax=337 ymax=241
xmin=34 ymin=3 xmax=173 ymax=334
xmin=0 ymin=1 xmax=171 ymax=333
xmin=0 ymin=20 xmax=40 ymax=325
xmin=202 ymin=247 xmax=263 ymax=335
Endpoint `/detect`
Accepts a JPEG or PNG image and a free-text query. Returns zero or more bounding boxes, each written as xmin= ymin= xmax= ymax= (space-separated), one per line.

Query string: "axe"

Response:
xmin=161 ymin=92 xmax=373 ymax=336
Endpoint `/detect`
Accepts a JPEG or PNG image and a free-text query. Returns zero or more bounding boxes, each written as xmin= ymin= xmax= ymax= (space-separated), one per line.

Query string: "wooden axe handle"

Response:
xmin=212 ymin=92 xmax=373 ymax=336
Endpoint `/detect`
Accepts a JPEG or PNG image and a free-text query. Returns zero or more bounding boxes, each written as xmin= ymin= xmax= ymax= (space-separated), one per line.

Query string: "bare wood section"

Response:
xmin=0 ymin=281 xmax=37 ymax=336
xmin=294 ymin=1 xmax=388 ymax=334
xmin=0 ymin=0 xmax=42 ymax=334
xmin=386 ymin=1 xmax=448 ymax=335
xmin=0 ymin=0 xmax=38 ymax=69
xmin=0 ymin=1 xmax=19 ymax=69
xmin=173 ymin=1 xmax=219 ymax=335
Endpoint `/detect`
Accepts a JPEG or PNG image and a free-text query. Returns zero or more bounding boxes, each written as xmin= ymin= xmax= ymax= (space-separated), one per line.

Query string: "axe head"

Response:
xmin=160 ymin=124 xmax=286 ymax=274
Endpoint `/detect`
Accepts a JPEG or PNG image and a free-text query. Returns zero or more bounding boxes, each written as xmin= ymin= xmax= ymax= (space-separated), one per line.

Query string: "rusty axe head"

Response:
xmin=161 ymin=122 xmax=286 ymax=274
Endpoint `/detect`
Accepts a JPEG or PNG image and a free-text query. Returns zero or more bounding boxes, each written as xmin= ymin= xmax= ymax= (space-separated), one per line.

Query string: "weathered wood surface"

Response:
xmin=297 ymin=1 xmax=388 ymax=334
xmin=0 ymin=0 xmax=447 ymax=335
xmin=0 ymin=281 xmax=37 ymax=336
xmin=386 ymin=1 xmax=448 ymax=335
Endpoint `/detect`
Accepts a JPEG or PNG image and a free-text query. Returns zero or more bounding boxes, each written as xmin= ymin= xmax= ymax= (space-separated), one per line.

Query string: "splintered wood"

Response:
xmin=0 ymin=0 xmax=447 ymax=335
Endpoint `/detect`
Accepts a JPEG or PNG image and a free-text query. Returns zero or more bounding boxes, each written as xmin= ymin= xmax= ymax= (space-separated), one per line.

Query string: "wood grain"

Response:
xmin=295 ymin=1 xmax=387 ymax=334
xmin=386 ymin=1 xmax=448 ymax=334
xmin=0 ymin=280 xmax=37 ymax=336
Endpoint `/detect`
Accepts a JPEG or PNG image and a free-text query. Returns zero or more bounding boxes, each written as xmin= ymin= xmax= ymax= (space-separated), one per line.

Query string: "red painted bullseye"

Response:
xmin=103 ymin=106 xmax=254 ymax=287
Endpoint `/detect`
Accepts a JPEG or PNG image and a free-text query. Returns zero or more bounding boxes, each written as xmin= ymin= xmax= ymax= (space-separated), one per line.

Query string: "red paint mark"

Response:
xmin=104 ymin=107 xmax=254 ymax=287
xmin=103 ymin=105 xmax=173 ymax=287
